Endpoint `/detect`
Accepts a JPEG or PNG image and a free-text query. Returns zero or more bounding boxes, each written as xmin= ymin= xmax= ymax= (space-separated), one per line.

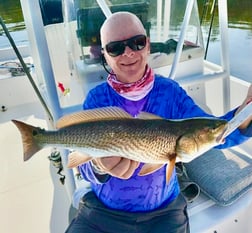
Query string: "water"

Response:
xmin=0 ymin=0 xmax=251 ymax=83
xmin=206 ymin=26 xmax=252 ymax=83
xmin=0 ymin=0 xmax=28 ymax=48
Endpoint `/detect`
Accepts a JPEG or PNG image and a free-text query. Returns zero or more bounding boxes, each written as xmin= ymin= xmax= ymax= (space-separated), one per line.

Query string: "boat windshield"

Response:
xmin=63 ymin=0 xmax=204 ymax=67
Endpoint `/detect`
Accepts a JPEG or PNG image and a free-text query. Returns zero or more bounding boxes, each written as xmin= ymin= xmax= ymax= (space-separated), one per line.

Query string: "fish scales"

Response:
xmin=54 ymin=119 xmax=177 ymax=163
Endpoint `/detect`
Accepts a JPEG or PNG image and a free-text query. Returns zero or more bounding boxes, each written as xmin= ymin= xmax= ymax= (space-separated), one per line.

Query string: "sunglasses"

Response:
xmin=103 ymin=35 xmax=147 ymax=57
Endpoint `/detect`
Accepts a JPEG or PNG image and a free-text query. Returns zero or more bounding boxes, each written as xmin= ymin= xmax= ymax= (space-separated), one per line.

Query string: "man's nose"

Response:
xmin=122 ymin=46 xmax=135 ymax=57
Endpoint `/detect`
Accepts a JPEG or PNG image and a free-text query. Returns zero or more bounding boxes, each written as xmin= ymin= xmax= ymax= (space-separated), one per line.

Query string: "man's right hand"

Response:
xmin=92 ymin=157 xmax=140 ymax=179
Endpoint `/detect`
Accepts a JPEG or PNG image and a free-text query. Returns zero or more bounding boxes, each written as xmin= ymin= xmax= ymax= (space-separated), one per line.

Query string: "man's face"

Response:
xmin=101 ymin=17 xmax=150 ymax=83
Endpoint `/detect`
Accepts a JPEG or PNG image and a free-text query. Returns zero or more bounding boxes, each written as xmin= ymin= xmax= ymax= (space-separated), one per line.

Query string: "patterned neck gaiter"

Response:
xmin=107 ymin=65 xmax=154 ymax=101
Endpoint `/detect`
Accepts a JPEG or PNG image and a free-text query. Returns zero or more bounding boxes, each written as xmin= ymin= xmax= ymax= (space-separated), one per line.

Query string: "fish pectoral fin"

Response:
xmin=138 ymin=163 xmax=165 ymax=176
xmin=165 ymin=157 xmax=176 ymax=184
xmin=138 ymin=159 xmax=176 ymax=182
xmin=67 ymin=151 xmax=92 ymax=168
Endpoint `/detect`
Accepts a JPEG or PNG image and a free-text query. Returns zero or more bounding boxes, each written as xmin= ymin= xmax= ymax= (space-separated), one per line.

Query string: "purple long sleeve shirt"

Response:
xmin=78 ymin=75 xmax=250 ymax=212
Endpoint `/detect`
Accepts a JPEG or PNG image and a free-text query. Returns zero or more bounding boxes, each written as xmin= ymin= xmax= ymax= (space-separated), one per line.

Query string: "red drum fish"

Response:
xmin=12 ymin=107 xmax=227 ymax=182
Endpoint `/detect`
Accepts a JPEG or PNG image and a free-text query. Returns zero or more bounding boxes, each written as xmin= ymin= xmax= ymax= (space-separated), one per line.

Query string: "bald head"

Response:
xmin=100 ymin=12 xmax=146 ymax=47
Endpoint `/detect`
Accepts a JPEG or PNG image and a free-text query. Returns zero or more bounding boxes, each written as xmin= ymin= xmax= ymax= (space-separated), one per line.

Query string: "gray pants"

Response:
xmin=65 ymin=191 xmax=189 ymax=233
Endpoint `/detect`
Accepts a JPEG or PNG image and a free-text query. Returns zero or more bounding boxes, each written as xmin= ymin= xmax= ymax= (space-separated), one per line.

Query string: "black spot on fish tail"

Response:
xmin=12 ymin=120 xmax=43 ymax=161
xmin=32 ymin=130 xmax=39 ymax=136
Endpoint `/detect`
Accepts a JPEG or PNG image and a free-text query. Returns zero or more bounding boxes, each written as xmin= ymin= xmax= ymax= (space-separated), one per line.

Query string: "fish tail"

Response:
xmin=12 ymin=120 xmax=42 ymax=161
xmin=165 ymin=157 xmax=176 ymax=184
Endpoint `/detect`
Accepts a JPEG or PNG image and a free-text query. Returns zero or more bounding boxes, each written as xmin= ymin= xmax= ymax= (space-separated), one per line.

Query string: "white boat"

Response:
xmin=1 ymin=0 xmax=251 ymax=232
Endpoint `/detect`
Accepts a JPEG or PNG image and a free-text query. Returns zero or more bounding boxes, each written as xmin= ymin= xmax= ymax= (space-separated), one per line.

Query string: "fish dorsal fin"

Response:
xmin=56 ymin=107 xmax=132 ymax=129
xmin=137 ymin=111 xmax=163 ymax=120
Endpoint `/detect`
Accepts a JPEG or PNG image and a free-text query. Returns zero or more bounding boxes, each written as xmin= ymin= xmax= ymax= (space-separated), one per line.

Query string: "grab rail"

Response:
xmin=169 ymin=0 xmax=195 ymax=80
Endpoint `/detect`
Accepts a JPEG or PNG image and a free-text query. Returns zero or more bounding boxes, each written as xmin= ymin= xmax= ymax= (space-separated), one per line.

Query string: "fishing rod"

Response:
xmin=200 ymin=0 xmax=217 ymax=59
xmin=0 ymin=16 xmax=54 ymax=122
xmin=204 ymin=0 xmax=217 ymax=59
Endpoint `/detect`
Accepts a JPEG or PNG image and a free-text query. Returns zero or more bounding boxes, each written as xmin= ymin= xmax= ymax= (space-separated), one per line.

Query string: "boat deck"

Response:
xmin=0 ymin=102 xmax=70 ymax=233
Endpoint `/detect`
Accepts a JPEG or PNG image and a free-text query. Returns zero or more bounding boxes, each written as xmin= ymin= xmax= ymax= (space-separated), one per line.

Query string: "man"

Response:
xmin=66 ymin=12 xmax=252 ymax=233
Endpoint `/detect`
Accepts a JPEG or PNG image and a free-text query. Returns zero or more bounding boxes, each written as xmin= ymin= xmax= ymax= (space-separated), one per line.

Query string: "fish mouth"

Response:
xmin=216 ymin=124 xmax=229 ymax=144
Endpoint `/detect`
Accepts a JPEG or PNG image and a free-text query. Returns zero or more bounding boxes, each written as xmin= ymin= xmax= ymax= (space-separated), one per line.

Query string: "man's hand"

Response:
xmin=93 ymin=157 xmax=140 ymax=179
xmin=237 ymin=84 xmax=252 ymax=130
